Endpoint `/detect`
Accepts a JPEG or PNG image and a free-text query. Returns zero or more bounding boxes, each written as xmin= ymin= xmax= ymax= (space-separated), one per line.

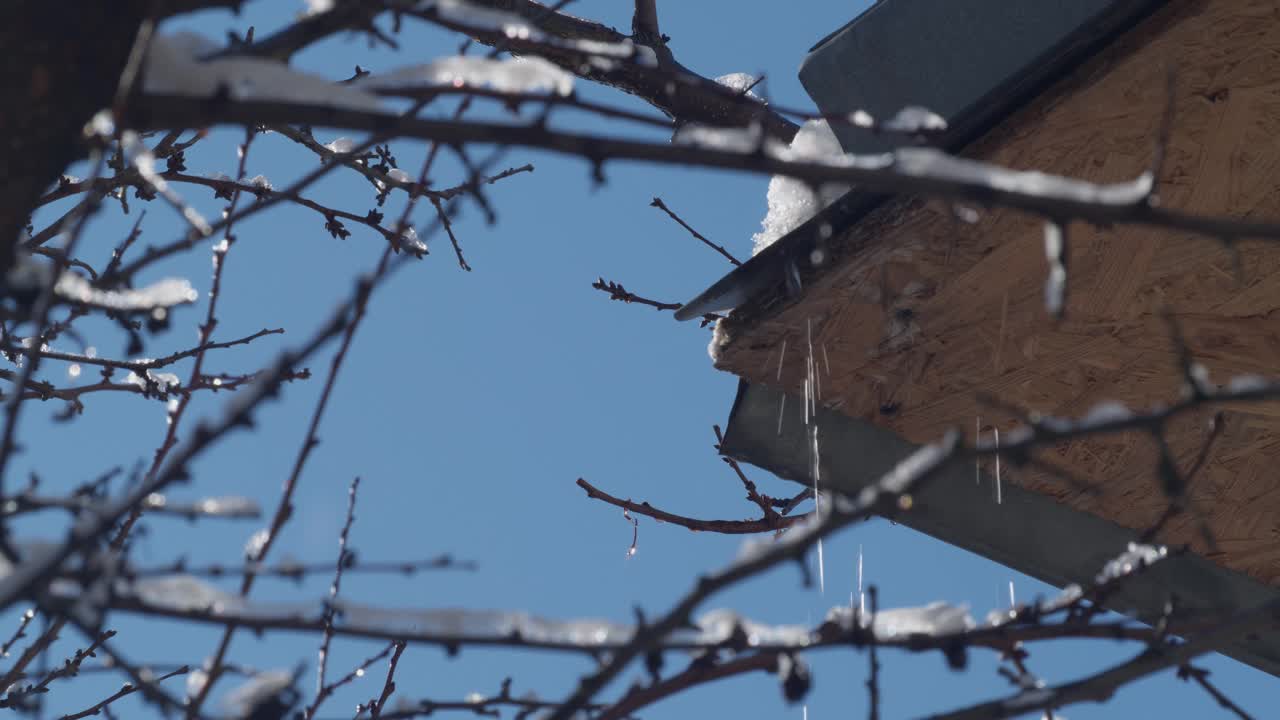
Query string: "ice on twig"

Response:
xmin=124 ymin=369 xmax=181 ymax=392
xmin=55 ymin=273 xmax=197 ymax=312
xmin=416 ymin=0 xmax=655 ymax=66
xmin=1081 ymin=401 xmax=1133 ymax=426
xmin=417 ymin=0 xmax=546 ymax=40
xmin=196 ymin=496 xmax=260 ymax=518
xmin=1228 ymin=374 xmax=1270 ymax=394
xmin=893 ymin=147 xmax=1154 ymax=206
xmin=1096 ymin=543 xmax=1166 ymax=583
xmin=244 ymin=529 xmax=270 ymax=560
xmin=144 ymin=33 xmax=383 ymax=111
xmin=1044 ymin=222 xmax=1066 ymax=316
xmin=359 ymin=56 xmax=575 ymax=96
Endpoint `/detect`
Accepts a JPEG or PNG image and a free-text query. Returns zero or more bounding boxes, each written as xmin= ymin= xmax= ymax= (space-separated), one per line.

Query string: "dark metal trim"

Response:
xmin=722 ymin=381 xmax=1280 ymax=677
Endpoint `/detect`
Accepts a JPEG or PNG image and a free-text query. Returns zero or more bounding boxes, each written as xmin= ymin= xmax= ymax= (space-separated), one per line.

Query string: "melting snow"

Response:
xmin=753 ymin=120 xmax=849 ymax=255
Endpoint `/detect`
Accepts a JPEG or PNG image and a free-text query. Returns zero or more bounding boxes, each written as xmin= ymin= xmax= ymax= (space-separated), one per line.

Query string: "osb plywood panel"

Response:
xmin=714 ymin=0 xmax=1280 ymax=584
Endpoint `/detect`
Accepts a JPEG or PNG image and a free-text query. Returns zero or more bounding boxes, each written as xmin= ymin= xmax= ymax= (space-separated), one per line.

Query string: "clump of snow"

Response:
xmin=324 ymin=137 xmax=356 ymax=154
xmin=398 ymin=226 xmax=428 ymax=255
xmin=195 ymin=496 xmax=261 ymax=518
xmin=224 ymin=669 xmax=296 ymax=719
xmin=693 ymin=609 xmax=811 ymax=647
xmin=575 ymin=38 xmax=657 ymax=67
xmin=386 ymin=168 xmax=412 ymax=183
xmin=144 ymin=33 xmax=383 ymax=111
xmin=302 ymin=0 xmax=335 ymax=15
xmin=247 ymin=174 xmax=273 ymax=191
xmin=244 ymin=528 xmax=270 ymax=559
xmin=716 ymin=73 xmax=761 ymax=100
xmin=752 ymin=120 xmax=849 ymax=255
xmin=673 ymin=123 xmax=766 ymax=154
xmin=1081 ymin=401 xmax=1132 ymax=426
xmin=186 ymin=668 xmax=208 ymax=699
xmin=416 ymin=0 xmax=654 ymax=67
xmin=883 ymin=106 xmax=947 ymax=134
xmin=866 ymin=602 xmax=974 ymax=639
xmin=132 ymin=575 xmax=243 ymax=613
xmin=418 ymin=0 xmax=545 ymax=41
xmin=359 ymin=56 xmax=574 ymax=96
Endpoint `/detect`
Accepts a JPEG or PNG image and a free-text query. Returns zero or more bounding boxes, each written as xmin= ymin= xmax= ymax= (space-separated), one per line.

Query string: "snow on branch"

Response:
xmin=54 ymin=273 xmax=197 ymax=313
xmin=132 ymin=96 xmax=1280 ymax=247
xmin=143 ymin=33 xmax=384 ymax=111
xmin=358 ymin=56 xmax=575 ymax=96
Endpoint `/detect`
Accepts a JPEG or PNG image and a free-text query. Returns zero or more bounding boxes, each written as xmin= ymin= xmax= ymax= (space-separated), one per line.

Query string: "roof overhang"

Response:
xmin=697 ymin=0 xmax=1280 ymax=676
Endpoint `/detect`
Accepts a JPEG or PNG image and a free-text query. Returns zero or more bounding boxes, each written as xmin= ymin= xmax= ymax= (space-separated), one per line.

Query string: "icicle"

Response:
xmin=806 ymin=318 xmax=818 ymax=413
xmin=975 ymin=416 xmax=981 ymax=485
xmin=777 ymin=338 xmax=787 ymax=381
xmin=776 ymin=394 xmax=787 ymax=436
xmin=811 ymin=424 xmax=825 ymax=594
xmin=816 ymin=537 xmax=826 ymax=595
xmin=1009 ymin=580 xmax=1016 ymax=606
xmin=857 ymin=545 xmax=865 ymax=616
xmin=995 ymin=428 xmax=1003 ymax=505
xmin=803 ymin=377 xmax=811 ymax=426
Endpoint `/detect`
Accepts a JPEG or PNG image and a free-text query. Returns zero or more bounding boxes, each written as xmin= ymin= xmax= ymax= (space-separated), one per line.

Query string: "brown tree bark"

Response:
xmin=0 ymin=5 xmax=153 ymax=270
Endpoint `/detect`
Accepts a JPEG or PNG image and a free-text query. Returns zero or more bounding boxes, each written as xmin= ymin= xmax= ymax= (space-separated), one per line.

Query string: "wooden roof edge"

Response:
xmin=676 ymin=0 xmax=1171 ymax=328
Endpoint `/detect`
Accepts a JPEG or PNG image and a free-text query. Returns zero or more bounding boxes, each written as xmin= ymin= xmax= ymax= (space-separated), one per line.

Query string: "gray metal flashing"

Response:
xmin=721 ymin=382 xmax=1280 ymax=677
xmin=675 ymin=0 xmax=1168 ymax=320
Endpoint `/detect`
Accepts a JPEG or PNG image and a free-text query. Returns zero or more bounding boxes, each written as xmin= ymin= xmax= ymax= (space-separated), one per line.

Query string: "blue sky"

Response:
xmin=11 ymin=1 xmax=1273 ymax=717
